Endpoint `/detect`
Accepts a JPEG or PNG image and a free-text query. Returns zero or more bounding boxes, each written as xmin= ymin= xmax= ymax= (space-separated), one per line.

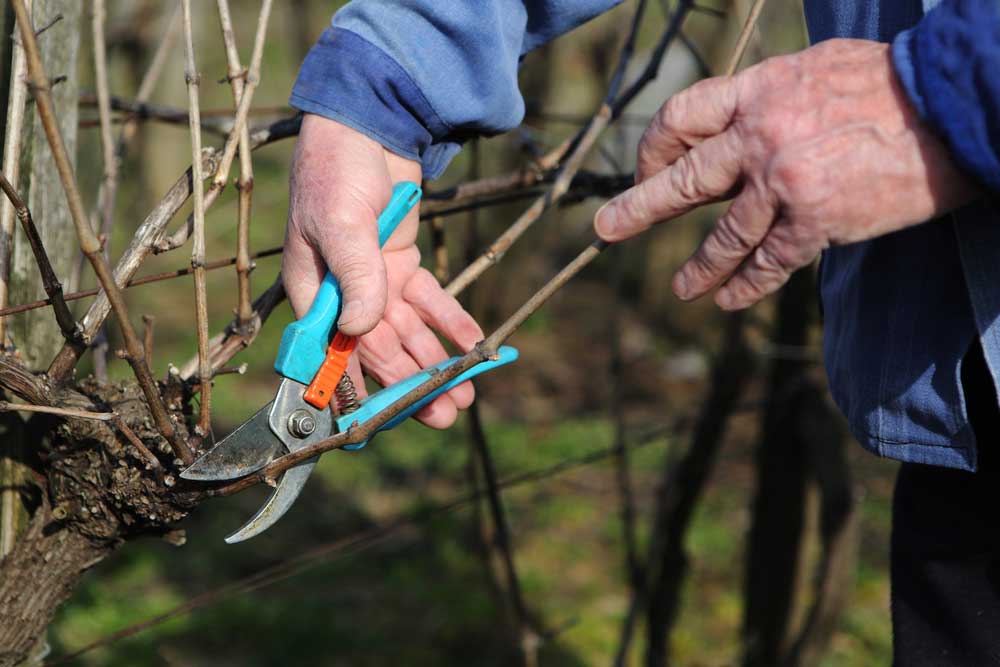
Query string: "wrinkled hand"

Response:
xmin=284 ymin=114 xmax=483 ymax=428
xmin=595 ymin=39 xmax=979 ymax=310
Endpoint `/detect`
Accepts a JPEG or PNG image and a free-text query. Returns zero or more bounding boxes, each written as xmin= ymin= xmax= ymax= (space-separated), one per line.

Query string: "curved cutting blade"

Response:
xmin=223 ymin=457 xmax=318 ymax=544
xmin=180 ymin=401 xmax=282 ymax=481
xmin=224 ymin=378 xmax=334 ymax=543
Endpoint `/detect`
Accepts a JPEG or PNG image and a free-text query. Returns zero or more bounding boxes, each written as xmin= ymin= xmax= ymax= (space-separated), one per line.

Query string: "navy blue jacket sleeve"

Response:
xmin=290 ymin=1 xmax=623 ymax=178
xmin=892 ymin=0 xmax=1000 ymax=191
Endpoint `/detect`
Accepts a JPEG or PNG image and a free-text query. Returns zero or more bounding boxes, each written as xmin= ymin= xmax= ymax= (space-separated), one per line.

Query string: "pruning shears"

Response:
xmin=180 ymin=182 xmax=518 ymax=543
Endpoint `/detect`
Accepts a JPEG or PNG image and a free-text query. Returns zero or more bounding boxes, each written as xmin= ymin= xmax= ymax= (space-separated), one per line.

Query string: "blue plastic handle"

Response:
xmin=335 ymin=345 xmax=519 ymax=450
xmin=274 ymin=182 xmax=422 ymax=384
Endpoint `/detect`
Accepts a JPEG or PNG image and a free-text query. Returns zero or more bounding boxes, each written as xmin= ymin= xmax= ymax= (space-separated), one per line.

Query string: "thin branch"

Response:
xmin=216 ymin=0 xmax=256 ymax=331
xmin=445 ymin=106 xmax=611 ymax=297
xmin=467 ymin=398 xmax=540 ymax=665
xmin=0 ymin=400 xmax=113 ymax=421
xmin=90 ymin=0 xmax=117 ymax=382
xmin=0 ymin=173 xmax=80 ymax=344
xmin=142 ymin=315 xmax=154 ymax=369
xmin=725 ymin=0 xmax=766 ymax=76
xmin=91 ymin=0 xmax=117 ymax=258
xmin=0 ymin=245 xmax=282 ymax=318
xmin=11 ymin=0 xmax=192 ymax=464
xmin=79 ymin=94 xmax=290 ymax=134
xmin=180 ymin=0 xmax=212 ymax=437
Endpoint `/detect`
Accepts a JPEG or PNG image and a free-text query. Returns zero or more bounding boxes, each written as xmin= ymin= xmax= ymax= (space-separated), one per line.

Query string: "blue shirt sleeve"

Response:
xmin=892 ymin=0 xmax=1000 ymax=191
xmin=290 ymin=0 xmax=623 ymax=178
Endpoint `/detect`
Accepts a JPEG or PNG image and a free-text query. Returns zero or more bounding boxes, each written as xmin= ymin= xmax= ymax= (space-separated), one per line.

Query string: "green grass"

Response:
xmin=51 ymin=414 xmax=894 ymax=667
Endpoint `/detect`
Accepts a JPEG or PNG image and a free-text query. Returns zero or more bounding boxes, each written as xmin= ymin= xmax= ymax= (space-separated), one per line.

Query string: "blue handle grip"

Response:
xmin=274 ymin=182 xmax=422 ymax=384
xmin=335 ymin=345 xmax=519 ymax=450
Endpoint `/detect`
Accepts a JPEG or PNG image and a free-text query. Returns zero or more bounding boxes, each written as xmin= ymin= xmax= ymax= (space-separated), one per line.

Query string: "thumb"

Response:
xmin=313 ymin=189 xmax=389 ymax=336
xmin=287 ymin=114 xmax=394 ymax=335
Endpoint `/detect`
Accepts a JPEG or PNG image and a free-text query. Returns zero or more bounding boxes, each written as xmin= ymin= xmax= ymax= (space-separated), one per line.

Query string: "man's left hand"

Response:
xmin=594 ymin=38 xmax=979 ymax=310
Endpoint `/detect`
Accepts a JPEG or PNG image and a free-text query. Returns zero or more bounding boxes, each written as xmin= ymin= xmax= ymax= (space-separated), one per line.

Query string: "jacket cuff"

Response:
xmin=890 ymin=2 xmax=1000 ymax=191
xmin=289 ymin=27 xmax=461 ymax=179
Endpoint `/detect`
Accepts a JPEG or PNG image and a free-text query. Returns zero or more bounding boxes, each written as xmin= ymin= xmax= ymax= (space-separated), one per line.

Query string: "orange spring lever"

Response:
xmin=303 ymin=331 xmax=357 ymax=409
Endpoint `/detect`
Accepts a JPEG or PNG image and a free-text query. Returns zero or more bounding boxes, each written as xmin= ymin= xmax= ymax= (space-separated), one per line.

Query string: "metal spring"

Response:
xmin=334 ymin=374 xmax=360 ymax=415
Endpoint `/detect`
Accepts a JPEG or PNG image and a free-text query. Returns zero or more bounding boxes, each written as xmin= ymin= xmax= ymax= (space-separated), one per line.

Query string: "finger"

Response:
xmin=636 ymin=76 xmax=740 ymax=182
xmin=402 ymin=268 xmax=484 ymax=352
xmin=595 ymin=130 xmax=743 ymax=242
xmin=672 ymin=184 xmax=778 ymax=301
xmin=309 ymin=190 xmax=388 ymax=337
xmin=714 ymin=224 xmax=824 ymax=310
xmin=358 ymin=320 xmax=459 ymax=429
xmin=384 ymin=299 xmax=476 ymax=411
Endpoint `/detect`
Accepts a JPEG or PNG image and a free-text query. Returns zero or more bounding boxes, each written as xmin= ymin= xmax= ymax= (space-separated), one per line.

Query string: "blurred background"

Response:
xmin=4 ymin=0 xmax=899 ymax=664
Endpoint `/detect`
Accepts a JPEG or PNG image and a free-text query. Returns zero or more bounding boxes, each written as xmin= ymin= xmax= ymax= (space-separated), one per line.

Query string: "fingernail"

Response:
xmin=595 ymin=202 xmax=618 ymax=238
xmin=338 ymin=300 xmax=364 ymax=327
xmin=672 ymin=272 xmax=689 ymax=300
xmin=716 ymin=288 xmax=734 ymax=309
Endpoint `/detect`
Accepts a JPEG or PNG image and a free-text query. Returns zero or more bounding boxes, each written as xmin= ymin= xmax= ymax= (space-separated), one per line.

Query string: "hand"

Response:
xmin=284 ymin=114 xmax=483 ymax=428
xmin=594 ymin=39 xmax=979 ymax=310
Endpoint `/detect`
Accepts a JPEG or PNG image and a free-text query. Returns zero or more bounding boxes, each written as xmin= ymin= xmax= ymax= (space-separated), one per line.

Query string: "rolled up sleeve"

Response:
xmin=290 ymin=0 xmax=623 ymax=178
xmin=892 ymin=0 xmax=1000 ymax=191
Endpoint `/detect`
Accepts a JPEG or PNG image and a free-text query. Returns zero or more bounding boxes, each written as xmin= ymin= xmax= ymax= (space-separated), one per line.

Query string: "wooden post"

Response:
xmin=8 ymin=0 xmax=82 ymax=370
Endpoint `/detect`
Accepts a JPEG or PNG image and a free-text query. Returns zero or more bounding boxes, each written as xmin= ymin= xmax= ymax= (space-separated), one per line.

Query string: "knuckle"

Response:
xmin=753 ymin=242 xmax=792 ymax=277
xmin=669 ymin=153 xmax=704 ymax=204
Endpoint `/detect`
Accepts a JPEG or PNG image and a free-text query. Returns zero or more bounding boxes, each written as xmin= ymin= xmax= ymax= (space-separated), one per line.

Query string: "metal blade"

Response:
xmin=223 ymin=378 xmax=335 ymax=542
xmin=223 ymin=457 xmax=318 ymax=544
xmin=179 ymin=401 xmax=283 ymax=481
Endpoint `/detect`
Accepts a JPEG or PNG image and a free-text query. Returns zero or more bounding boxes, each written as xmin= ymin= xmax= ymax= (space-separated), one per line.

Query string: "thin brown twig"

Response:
xmin=216 ymin=0 xmax=256 ymax=331
xmin=445 ymin=106 xmax=611 ymax=297
xmin=78 ymin=95 xmax=290 ymax=134
xmin=11 ymin=0 xmax=192 ymax=464
xmin=180 ymin=0 xmax=212 ymax=438
xmin=0 ymin=401 xmax=113 ymax=421
xmin=0 ymin=173 xmax=79 ymax=344
xmin=91 ymin=0 xmax=117 ymax=259
xmin=90 ymin=0 xmax=117 ymax=382
xmin=142 ymin=315 xmax=154 ymax=369
xmin=0 ymin=246 xmax=282 ymax=319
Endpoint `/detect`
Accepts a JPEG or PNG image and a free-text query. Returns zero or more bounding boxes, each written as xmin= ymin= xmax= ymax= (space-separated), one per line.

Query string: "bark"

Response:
xmin=0 ymin=508 xmax=111 ymax=667
xmin=0 ymin=356 xmax=197 ymax=665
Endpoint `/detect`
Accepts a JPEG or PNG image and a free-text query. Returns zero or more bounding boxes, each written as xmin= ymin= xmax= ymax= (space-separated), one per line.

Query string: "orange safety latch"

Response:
xmin=303 ymin=331 xmax=357 ymax=409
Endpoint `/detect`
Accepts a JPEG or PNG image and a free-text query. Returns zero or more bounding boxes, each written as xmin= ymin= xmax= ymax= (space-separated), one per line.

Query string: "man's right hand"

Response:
xmin=283 ymin=114 xmax=483 ymax=428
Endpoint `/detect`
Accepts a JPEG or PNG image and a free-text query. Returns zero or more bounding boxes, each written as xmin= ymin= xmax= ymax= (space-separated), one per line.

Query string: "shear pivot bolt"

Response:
xmin=288 ymin=410 xmax=317 ymax=438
